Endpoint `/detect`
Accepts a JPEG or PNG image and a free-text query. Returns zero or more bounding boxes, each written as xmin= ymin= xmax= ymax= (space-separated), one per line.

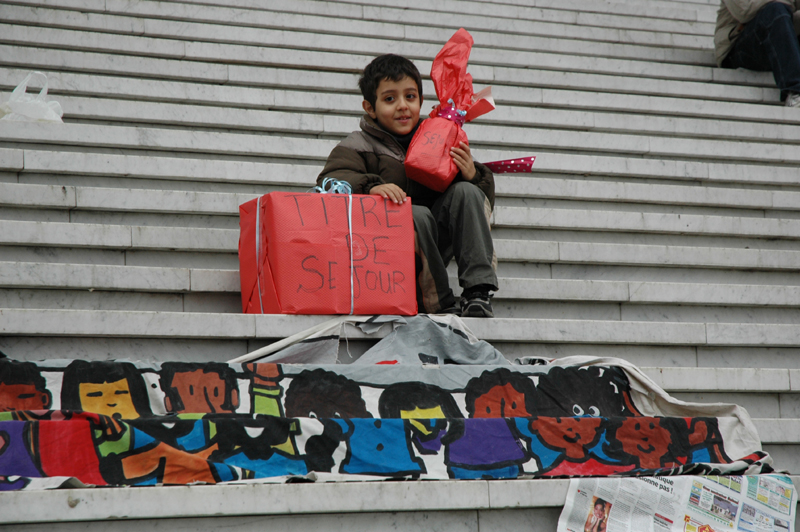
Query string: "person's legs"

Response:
xmin=412 ymin=204 xmax=457 ymax=313
xmin=431 ymin=181 xmax=498 ymax=316
xmin=722 ymin=2 xmax=800 ymax=101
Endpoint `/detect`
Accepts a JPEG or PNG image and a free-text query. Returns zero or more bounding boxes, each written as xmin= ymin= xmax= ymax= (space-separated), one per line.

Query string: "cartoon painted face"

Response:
xmin=364 ymin=75 xmax=421 ymax=136
xmin=529 ymin=417 xmax=602 ymax=459
xmin=78 ymin=379 xmax=138 ymax=419
xmin=169 ymin=370 xmax=236 ymax=413
xmin=400 ymin=406 xmax=445 ymax=436
xmin=0 ymin=383 xmax=51 ymax=412
xmin=615 ymin=418 xmax=672 ymax=469
xmin=473 ymin=383 xmax=530 ymax=418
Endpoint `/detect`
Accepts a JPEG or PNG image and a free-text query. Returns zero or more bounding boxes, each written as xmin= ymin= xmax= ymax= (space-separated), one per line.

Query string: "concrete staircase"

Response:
xmin=2 ymin=0 xmax=800 ymax=528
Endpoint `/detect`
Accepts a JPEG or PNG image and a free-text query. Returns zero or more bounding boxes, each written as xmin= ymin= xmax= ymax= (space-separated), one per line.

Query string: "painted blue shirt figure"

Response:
xmin=334 ymin=418 xmax=424 ymax=477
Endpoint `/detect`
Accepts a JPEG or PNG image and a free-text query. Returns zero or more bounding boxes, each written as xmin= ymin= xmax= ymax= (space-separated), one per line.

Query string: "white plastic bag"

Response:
xmin=0 ymin=71 xmax=63 ymax=123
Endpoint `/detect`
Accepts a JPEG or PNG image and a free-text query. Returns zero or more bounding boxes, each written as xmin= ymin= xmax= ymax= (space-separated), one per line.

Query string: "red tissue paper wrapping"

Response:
xmin=238 ymin=192 xmax=417 ymax=316
xmin=404 ymin=28 xmax=495 ymax=192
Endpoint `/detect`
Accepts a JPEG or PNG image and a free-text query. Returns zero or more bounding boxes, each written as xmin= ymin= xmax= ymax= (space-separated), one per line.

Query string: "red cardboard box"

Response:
xmin=239 ymin=192 xmax=417 ymax=315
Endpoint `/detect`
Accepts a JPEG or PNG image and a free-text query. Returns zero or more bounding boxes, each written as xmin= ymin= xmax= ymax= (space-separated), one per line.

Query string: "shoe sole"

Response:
xmin=461 ymin=303 xmax=494 ymax=318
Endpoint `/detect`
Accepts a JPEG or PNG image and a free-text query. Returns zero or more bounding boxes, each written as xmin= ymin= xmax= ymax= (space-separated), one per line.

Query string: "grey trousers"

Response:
xmin=413 ymin=181 xmax=498 ymax=313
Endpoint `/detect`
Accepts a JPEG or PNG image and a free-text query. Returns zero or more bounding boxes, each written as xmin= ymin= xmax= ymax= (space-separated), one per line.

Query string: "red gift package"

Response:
xmin=405 ymin=28 xmax=495 ymax=192
xmin=238 ymin=191 xmax=417 ymax=316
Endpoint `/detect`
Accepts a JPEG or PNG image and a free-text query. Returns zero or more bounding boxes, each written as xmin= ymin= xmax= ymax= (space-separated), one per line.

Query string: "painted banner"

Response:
xmin=0 ymin=356 xmax=773 ymax=490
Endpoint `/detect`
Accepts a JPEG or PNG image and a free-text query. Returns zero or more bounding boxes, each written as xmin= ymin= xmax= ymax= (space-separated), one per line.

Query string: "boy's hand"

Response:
xmin=370 ymin=183 xmax=407 ymax=204
xmin=450 ymin=142 xmax=476 ymax=181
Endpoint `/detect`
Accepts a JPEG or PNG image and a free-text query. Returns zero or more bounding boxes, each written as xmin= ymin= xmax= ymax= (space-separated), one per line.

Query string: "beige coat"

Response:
xmin=715 ymin=0 xmax=800 ymax=66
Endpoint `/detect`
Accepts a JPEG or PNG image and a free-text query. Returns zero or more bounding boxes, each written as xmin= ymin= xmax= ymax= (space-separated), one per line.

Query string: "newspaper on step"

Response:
xmin=558 ymin=475 xmax=796 ymax=532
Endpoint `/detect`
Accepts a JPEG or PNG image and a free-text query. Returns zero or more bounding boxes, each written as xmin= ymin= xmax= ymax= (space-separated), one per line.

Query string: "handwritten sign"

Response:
xmin=239 ymin=192 xmax=417 ymax=315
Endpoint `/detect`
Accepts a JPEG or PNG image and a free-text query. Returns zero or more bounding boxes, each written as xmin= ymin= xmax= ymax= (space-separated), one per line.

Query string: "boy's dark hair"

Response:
xmin=359 ymin=54 xmax=423 ymax=109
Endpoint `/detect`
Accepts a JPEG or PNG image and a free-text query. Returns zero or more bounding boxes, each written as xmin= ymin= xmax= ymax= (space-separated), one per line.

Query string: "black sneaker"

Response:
xmin=460 ymin=290 xmax=494 ymax=318
xmin=435 ymin=304 xmax=461 ymax=316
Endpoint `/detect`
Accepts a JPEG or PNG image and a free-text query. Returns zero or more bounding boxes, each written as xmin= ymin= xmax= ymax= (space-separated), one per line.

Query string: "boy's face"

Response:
xmin=363 ymin=75 xmax=421 ymax=136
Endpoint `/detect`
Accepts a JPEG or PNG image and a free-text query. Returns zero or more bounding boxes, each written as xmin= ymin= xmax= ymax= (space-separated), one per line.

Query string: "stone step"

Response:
xmin=494 ymin=206 xmax=800 ymax=240
xmin=38 ymin=94 xmax=800 ymax=148
xmin=0 ymin=2 xmax=715 ymax=66
xmin=523 ymin=240 xmax=800 ymax=271
xmin=0 ymin=478 xmax=571 ymax=529
xmin=4 ymin=0 xmax=800 ymax=495
xmin=3 ymin=67 xmax=794 ymax=127
xmin=481 ymin=150 xmax=800 ymax=187
xmin=7 ymin=146 xmax=800 ymax=195
xmin=2 ymin=43 xmax=776 ymax=105
xmin=2 ymin=308 xmax=800 ymax=347
xmin=5 ymin=262 xmax=800 ymax=311
xmin=490 ymin=0 xmax=718 ymax=19
xmin=5 ymin=121 xmax=800 ymax=171
xmin=498 ymin=176 xmax=800 ymax=212
xmin=3 ymin=218 xmax=800 ymax=271
xmin=173 ymin=0 xmax=718 ymax=37
xmin=0 ymin=122 xmax=338 ymax=160
xmin=7 ymin=0 xmax=717 ymax=47
xmin=181 ymin=0 xmax=717 ymax=26
xmin=3 ymin=174 xmax=799 ymax=220
xmin=0 ymin=261 xmax=192 ymax=292
xmin=4 ymin=180 xmax=798 ymax=237
xmin=754 ymin=419 xmax=800 ymax=445
xmin=644 ymin=367 xmax=800 ymax=393
xmin=2 ymin=477 xmax=799 ymax=531
xmin=668 ymin=392 xmax=793 ymax=422
xmin=0 ymin=18 xmax=762 ymax=87
xmin=2 ymin=148 xmax=317 ymax=189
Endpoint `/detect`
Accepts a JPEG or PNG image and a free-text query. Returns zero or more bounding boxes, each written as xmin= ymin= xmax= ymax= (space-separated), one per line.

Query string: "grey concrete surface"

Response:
xmin=2 ymin=0 xmax=800 ymax=515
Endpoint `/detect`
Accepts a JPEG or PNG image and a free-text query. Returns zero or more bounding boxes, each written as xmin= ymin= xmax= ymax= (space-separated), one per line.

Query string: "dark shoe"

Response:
xmin=435 ymin=304 xmax=461 ymax=316
xmin=460 ymin=290 xmax=494 ymax=318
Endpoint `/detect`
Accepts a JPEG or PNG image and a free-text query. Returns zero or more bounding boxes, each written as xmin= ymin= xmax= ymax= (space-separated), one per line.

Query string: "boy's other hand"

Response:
xmin=451 ymin=142 xmax=476 ymax=181
xmin=370 ymin=183 xmax=407 ymax=204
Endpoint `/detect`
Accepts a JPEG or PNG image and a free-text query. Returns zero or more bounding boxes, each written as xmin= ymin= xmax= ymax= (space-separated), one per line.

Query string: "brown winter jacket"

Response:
xmin=317 ymin=115 xmax=495 ymax=211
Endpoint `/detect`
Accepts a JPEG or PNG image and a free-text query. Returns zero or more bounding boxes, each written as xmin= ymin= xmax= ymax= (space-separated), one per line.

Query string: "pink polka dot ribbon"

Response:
xmin=484 ymin=156 xmax=537 ymax=173
xmin=435 ymin=99 xmax=467 ymax=127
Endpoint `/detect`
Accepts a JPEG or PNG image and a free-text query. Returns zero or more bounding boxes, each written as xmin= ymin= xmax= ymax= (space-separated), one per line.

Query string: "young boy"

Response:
xmin=317 ymin=54 xmax=498 ymax=317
